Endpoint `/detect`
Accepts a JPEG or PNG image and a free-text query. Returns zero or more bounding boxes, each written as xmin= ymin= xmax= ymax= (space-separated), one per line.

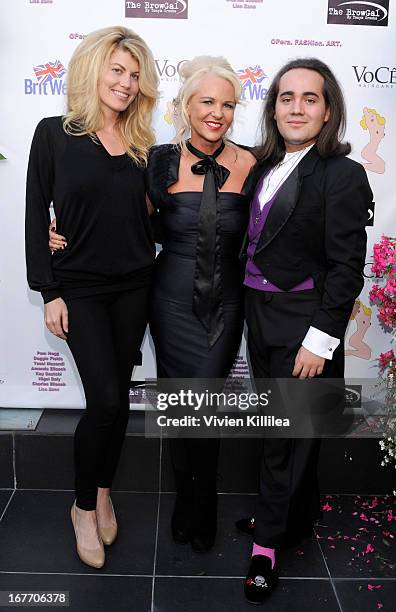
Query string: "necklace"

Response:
xmin=277 ymin=148 xmax=306 ymax=167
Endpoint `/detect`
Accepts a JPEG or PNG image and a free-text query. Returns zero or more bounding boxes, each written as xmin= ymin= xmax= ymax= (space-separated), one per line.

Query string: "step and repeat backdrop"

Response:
xmin=0 ymin=0 xmax=394 ymax=408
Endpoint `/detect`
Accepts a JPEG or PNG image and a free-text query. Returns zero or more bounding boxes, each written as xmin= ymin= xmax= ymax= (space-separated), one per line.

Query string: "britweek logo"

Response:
xmin=238 ymin=65 xmax=268 ymax=100
xmin=25 ymin=60 xmax=66 ymax=95
xmin=125 ymin=1 xmax=188 ymax=19
xmin=327 ymin=1 xmax=389 ymax=26
xmin=353 ymin=65 xmax=396 ymax=88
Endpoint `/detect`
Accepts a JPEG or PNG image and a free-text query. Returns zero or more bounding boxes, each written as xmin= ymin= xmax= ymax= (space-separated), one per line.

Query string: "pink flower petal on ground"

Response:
xmin=368 ymin=585 xmax=382 ymax=591
xmin=322 ymin=502 xmax=333 ymax=512
xmin=365 ymin=543 xmax=374 ymax=554
xmin=329 ymin=545 xmax=336 ymax=549
xmin=351 ymin=546 xmax=356 ymax=550
xmin=360 ymin=513 xmax=369 ymax=521
xmin=377 ymin=603 xmax=383 ymax=609
xmin=369 ymin=497 xmax=378 ymax=509
xmin=352 ymin=512 xmax=358 ymax=516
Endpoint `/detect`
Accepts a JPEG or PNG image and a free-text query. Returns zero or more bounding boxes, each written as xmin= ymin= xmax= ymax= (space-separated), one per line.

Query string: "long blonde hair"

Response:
xmin=63 ymin=26 xmax=158 ymax=165
xmin=173 ymin=56 xmax=242 ymax=150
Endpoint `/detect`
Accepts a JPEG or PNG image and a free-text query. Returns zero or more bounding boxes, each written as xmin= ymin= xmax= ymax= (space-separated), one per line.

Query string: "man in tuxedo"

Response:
xmin=241 ymin=58 xmax=373 ymax=604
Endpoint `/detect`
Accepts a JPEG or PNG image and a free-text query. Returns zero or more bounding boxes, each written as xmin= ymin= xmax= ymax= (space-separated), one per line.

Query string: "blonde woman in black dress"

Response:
xmin=147 ymin=57 xmax=256 ymax=551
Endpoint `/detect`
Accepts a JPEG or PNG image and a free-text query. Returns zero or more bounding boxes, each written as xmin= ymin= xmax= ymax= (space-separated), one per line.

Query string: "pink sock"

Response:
xmin=252 ymin=543 xmax=276 ymax=569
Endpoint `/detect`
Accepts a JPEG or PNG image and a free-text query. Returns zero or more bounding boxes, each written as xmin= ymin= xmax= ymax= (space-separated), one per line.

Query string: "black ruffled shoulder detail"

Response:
xmin=147 ymin=144 xmax=181 ymax=208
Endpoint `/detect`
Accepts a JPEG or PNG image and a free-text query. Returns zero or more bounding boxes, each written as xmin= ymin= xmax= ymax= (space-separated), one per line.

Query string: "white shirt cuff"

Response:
xmin=302 ymin=326 xmax=340 ymax=360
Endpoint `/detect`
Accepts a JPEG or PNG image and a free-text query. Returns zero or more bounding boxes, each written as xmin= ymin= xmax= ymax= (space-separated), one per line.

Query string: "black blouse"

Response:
xmin=25 ymin=116 xmax=154 ymax=303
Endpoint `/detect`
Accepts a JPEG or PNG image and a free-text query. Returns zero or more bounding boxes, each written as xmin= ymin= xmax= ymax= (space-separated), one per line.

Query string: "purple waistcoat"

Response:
xmin=244 ymin=174 xmax=314 ymax=292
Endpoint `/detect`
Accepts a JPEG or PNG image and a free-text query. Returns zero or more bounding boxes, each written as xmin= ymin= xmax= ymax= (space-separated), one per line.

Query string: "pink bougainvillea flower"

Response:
xmin=322 ymin=502 xmax=333 ymax=512
xmin=369 ymin=497 xmax=378 ymax=509
xmin=368 ymin=584 xmax=382 ymax=591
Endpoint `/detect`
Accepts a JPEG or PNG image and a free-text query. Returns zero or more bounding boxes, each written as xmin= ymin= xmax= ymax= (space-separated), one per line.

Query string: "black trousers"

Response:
xmin=245 ymin=287 xmax=344 ymax=548
xmin=65 ymin=286 xmax=149 ymax=510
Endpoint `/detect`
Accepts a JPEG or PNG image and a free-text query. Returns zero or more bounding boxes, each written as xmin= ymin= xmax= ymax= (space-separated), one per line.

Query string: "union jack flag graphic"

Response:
xmin=33 ymin=60 xmax=66 ymax=85
xmin=237 ymin=65 xmax=267 ymax=86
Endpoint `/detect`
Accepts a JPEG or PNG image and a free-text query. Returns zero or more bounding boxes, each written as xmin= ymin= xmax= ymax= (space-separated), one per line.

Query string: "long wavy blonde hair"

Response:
xmin=173 ymin=56 xmax=242 ymax=150
xmin=63 ymin=26 xmax=158 ymax=165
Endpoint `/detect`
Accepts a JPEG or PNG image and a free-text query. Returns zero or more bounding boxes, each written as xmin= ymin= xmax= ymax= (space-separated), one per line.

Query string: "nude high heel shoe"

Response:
xmin=70 ymin=502 xmax=105 ymax=569
xmin=97 ymin=497 xmax=118 ymax=546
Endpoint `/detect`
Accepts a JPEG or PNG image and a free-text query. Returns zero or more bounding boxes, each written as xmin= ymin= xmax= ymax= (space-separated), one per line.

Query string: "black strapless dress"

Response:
xmin=149 ymin=191 xmax=248 ymax=377
xmin=147 ymin=145 xmax=249 ymax=377
xmin=146 ymin=144 xmax=251 ymax=549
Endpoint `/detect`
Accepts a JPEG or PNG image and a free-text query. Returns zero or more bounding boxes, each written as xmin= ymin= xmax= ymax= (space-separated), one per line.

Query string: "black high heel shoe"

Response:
xmin=236 ymin=516 xmax=255 ymax=536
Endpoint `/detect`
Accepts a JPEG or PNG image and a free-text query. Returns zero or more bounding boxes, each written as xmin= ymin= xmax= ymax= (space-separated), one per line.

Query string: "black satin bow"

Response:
xmin=187 ymin=139 xmax=230 ymax=348
xmin=189 ymin=146 xmax=230 ymax=189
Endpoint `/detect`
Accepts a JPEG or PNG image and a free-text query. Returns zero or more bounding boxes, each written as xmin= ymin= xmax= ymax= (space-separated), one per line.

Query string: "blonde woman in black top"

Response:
xmin=25 ymin=26 xmax=158 ymax=569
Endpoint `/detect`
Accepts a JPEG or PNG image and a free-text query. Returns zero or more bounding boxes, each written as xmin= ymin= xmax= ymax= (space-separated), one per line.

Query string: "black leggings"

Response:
xmin=65 ymin=286 xmax=149 ymax=510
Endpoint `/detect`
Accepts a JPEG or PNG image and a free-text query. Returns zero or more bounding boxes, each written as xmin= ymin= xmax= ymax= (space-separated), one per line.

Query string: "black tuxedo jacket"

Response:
xmin=242 ymin=146 xmax=373 ymax=340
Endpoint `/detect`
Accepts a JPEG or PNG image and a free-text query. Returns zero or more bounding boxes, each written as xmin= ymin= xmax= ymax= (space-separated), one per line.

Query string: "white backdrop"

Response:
xmin=0 ymin=0 xmax=394 ymax=408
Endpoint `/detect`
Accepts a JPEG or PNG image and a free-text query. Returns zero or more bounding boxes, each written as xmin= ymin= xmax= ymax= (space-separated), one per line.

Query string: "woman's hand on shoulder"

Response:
xmin=44 ymin=297 xmax=68 ymax=340
xmin=49 ymin=218 xmax=67 ymax=252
